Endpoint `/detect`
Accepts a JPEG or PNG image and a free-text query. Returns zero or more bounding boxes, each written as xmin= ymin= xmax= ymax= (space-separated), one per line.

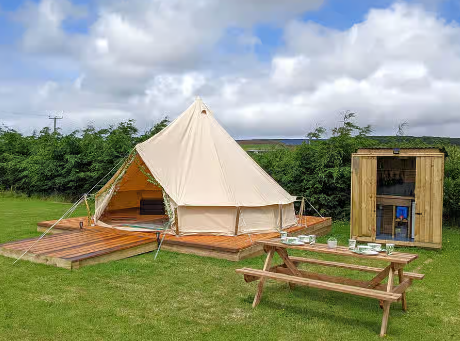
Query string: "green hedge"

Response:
xmin=0 ymin=119 xmax=168 ymax=198
xmin=252 ymin=116 xmax=460 ymax=222
xmin=1 ymin=115 xmax=459 ymax=223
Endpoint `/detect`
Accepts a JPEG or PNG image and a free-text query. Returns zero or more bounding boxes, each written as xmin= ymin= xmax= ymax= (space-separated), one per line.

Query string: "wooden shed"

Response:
xmin=350 ymin=148 xmax=444 ymax=249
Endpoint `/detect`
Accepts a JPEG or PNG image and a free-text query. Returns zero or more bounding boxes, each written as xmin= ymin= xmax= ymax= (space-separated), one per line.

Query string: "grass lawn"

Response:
xmin=1 ymin=195 xmax=460 ymax=341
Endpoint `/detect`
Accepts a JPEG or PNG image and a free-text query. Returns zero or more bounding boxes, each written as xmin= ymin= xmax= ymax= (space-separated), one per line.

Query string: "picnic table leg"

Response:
xmin=398 ymin=268 xmax=408 ymax=311
xmin=252 ymin=247 xmax=275 ymax=308
xmin=380 ymin=301 xmax=391 ymax=337
xmin=386 ymin=264 xmax=394 ymax=292
xmin=380 ymin=263 xmax=395 ymax=336
xmin=368 ymin=264 xmax=392 ymax=309
xmin=368 ymin=265 xmax=391 ymax=289
xmin=275 ymin=248 xmax=303 ymax=289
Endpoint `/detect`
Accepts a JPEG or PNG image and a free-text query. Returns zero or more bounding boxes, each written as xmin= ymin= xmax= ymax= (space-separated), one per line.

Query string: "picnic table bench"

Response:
xmin=236 ymin=239 xmax=424 ymax=337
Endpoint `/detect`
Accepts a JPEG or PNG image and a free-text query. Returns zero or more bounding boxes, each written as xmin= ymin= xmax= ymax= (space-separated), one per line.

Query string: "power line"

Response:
xmin=49 ymin=114 xmax=63 ymax=133
xmin=0 ymin=111 xmax=49 ymax=117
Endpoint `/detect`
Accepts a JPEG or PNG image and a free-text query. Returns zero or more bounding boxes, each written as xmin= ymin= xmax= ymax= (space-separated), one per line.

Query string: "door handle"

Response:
xmin=415 ymin=212 xmax=422 ymax=216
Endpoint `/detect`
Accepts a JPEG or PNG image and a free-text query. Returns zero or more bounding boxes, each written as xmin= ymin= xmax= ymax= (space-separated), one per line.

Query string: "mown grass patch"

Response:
xmin=1 ymin=196 xmax=459 ymax=340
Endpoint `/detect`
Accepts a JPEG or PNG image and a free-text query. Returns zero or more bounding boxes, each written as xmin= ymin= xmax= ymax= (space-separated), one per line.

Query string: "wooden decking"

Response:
xmin=0 ymin=215 xmax=332 ymax=269
xmin=36 ymin=215 xmax=332 ymax=261
xmin=162 ymin=216 xmax=332 ymax=260
xmin=0 ymin=227 xmax=157 ymax=269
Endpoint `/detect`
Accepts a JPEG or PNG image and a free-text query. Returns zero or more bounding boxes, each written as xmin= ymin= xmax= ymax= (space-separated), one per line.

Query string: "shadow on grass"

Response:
xmin=241 ymin=285 xmax=410 ymax=335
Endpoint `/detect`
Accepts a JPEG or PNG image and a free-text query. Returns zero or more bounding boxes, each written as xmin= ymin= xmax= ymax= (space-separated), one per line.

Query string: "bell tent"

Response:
xmin=94 ymin=97 xmax=297 ymax=235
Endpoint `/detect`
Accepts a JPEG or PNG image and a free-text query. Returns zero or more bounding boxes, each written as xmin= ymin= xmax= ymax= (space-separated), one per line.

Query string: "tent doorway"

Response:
xmin=96 ymin=155 xmax=169 ymax=231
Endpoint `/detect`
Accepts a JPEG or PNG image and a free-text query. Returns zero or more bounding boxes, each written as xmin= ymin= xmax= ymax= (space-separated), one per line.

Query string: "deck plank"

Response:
xmin=47 ymin=236 xmax=153 ymax=258
xmin=41 ymin=235 xmax=150 ymax=257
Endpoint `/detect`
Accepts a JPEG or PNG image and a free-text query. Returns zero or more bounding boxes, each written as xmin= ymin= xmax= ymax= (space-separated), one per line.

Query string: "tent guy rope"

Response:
xmin=13 ymin=151 xmax=133 ymax=265
xmin=306 ymin=198 xmax=324 ymax=219
xmin=13 ymin=196 xmax=85 ymax=264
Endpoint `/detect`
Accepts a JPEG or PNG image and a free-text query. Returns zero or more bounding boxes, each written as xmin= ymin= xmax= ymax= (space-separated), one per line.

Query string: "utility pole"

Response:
xmin=49 ymin=115 xmax=63 ymax=133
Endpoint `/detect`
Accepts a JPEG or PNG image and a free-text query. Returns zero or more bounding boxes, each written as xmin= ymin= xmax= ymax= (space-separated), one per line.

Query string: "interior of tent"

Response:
xmin=96 ymin=155 xmax=169 ymax=231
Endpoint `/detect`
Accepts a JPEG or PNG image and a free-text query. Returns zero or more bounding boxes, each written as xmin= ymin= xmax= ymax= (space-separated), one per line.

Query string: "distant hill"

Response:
xmin=237 ymin=139 xmax=311 ymax=146
xmin=237 ymin=136 xmax=460 ymax=148
xmin=370 ymin=136 xmax=460 ymax=145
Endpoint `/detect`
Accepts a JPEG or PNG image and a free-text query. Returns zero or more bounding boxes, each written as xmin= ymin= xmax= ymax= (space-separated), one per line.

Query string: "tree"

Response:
xmin=255 ymin=112 xmax=377 ymax=219
xmin=0 ymin=118 xmax=170 ymax=198
xmin=138 ymin=117 xmax=170 ymax=143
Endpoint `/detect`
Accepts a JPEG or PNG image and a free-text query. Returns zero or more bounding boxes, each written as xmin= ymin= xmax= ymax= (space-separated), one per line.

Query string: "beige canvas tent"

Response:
xmin=94 ymin=97 xmax=297 ymax=235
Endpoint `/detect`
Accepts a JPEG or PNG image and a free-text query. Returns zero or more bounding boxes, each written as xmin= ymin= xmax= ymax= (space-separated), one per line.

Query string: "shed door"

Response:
xmin=415 ymin=156 xmax=444 ymax=245
xmin=351 ymin=156 xmax=377 ymax=239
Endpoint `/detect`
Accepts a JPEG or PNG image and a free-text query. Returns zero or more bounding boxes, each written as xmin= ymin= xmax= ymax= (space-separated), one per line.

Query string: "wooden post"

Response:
xmin=84 ymin=195 xmax=91 ymax=227
xmin=279 ymin=204 xmax=283 ymax=230
xmin=392 ymin=206 xmax=396 ymax=239
xmin=299 ymin=198 xmax=305 ymax=226
xmin=407 ymin=205 xmax=411 ymax=240
xmin=174 ymin=208 xmax=179 ymax=235
xmin=234 ymin=207 xmax=240 ymax=236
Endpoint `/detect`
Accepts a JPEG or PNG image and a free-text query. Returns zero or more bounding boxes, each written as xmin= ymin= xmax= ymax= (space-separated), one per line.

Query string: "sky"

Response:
xmin=1 ymin=0 xmax=460 ymax=138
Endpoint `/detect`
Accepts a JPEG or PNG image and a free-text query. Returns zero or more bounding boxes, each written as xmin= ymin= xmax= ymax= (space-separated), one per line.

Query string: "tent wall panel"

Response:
xmin=238 ymin=203 xmax=296 ymax=234
xmin=177 ymin=203 xmax=296 ymax=236
xmin=177 ymin=206 xmax=237 ymax=235
xmin=238 ymin=206 xmax=277 ymax=234
xmin=281 ymin=203 xmax=297 ymax=228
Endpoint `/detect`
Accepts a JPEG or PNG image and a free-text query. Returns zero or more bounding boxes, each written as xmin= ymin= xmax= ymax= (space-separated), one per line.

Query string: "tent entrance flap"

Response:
xmin=95 ymin=154 xmax=171 ymax=231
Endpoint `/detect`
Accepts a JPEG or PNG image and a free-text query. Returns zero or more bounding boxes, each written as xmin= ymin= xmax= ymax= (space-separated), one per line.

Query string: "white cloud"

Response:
xmin=15 ymin=0 xmax=87 ymax=55
xmin=3 ymin=1 xmax=460 ymax=139
xmin=37 ymin=81 xmax=59 ymax=100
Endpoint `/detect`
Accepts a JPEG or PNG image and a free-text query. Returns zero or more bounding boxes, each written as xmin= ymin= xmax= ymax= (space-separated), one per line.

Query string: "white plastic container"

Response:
xmin=357 ymin=245 xmax=372 ymax=253
xmin=327 ymin=237 xmax=337 ymax=249
xmin=367 ymin=243 xmax=382 ymax=251
xmin=280 ymin=231 xmax=288 ymax=241
xmin=286 ymin=237 xmax=298 ymax=244
xmin=298 ymin=235 xmax=310 ymax=243
xmin=348 ymin=239 xmax=357 ymax=250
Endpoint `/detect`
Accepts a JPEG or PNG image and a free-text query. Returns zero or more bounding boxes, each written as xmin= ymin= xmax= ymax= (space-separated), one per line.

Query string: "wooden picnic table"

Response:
xmin=236 ymin=238 xmax=424 ymax=337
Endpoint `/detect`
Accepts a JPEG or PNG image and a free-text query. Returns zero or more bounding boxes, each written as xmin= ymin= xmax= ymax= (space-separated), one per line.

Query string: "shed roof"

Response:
xmin=354 ymin=147 xmax=445 ymax=157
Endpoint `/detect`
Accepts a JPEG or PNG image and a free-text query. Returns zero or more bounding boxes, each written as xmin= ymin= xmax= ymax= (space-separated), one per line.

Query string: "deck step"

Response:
xmin=0 ymin=230 xmax=157 ymax=269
